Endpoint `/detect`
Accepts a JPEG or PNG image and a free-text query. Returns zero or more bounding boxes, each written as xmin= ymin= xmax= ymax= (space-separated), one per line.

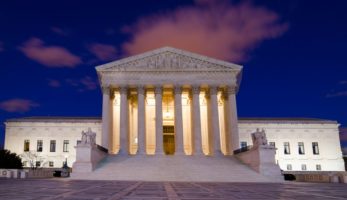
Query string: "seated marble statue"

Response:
xmin=251 ymin=128 xmax=268 ymax=148
xmin=81 ymin=128 xmax=96 ymax=145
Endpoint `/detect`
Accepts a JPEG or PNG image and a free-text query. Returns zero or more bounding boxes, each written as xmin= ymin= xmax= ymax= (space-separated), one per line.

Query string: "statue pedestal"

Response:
xmin=235 ymin=145 xmax=283 ymax=181
xmin=72 ymin=144 xmax=107 ymax=173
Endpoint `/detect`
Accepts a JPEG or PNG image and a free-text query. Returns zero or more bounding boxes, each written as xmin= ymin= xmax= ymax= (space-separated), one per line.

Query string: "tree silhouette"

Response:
xmin=0 ymin=149 xmax=23 ymax=169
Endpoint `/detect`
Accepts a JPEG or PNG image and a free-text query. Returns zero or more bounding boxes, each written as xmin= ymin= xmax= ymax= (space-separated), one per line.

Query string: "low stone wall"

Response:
xmin=0 ymin=169 xmax=28 ymax=179
xmin=283 ymin=171 xmax=347 ymax=183
xmin=0 ymin=168 xmax=64 ymax=179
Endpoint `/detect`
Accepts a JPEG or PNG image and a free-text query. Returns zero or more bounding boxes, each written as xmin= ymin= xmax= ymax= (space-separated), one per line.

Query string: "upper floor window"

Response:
xmin=63 ymin=140 xmax=69 ymax=152
xmin=284 ymin=142 xmax=290 ymax=154
xmin=50 ymin=140 xmax=56 ymax=152
xmin=312 ymin=142 xmax=319 ymax=155
xmin=49 ymin=161 xmax=54 ymax=167
xmin=37 ymin=140 xmax=43 ymax=152
xmin=298 ymin=142 xmax=305 ymax=155
xmin=24 ymin=140 xmax=30 ymax=152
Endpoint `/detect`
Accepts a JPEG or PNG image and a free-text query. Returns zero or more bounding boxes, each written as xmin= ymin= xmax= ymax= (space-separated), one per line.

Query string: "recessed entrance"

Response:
xmin=163 ymin=125 xmax=175 ymax=155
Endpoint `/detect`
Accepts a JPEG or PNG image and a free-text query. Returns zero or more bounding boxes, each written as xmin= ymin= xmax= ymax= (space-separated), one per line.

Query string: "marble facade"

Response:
xmin=96 ymin=47 xmax=242 ymax=156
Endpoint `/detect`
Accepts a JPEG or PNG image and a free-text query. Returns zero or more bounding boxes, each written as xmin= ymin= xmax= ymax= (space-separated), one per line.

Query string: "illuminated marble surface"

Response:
xmin=0 ymin=179 xmax=346 ymax=199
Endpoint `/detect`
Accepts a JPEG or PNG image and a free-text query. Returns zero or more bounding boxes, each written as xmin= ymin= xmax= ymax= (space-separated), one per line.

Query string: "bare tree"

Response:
xmin=20 ymin=151 xmax=47 ymax=169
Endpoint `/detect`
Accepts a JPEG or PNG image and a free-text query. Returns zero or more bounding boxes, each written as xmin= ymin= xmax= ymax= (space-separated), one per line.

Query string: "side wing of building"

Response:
xmin=239 ymin=118 xmax=345 ymax=171
xmin=4 ymin=117 xmax=102 ymax=168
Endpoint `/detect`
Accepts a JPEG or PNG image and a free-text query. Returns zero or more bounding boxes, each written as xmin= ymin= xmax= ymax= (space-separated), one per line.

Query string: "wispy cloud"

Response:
xmin=0 ymin=98 xmax=39 ymax=113
xmin=122 ymin=1 xmax=288 ymax=62
xmin=18 ymin=37 xmax=82 ymax=68
xmin=51 ymin=27 xmax=69 ymax=36
xmin=47 ymin=79 xmax=61 ymax=88
xmin=88 ymin=43 xmax=118 ymax=61
xmin=326 ymin=91 xmax=347 ymax=98
xmin=326 ymin=80 xmax=347 ymax=98
xmin=66 ymin=76 xmax=98 ymax=92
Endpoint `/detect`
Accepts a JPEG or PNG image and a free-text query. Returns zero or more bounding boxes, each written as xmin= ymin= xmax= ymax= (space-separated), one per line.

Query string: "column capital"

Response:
xmin=154 ymin=86 xmax=162 ymax=95
xmin=209 ymin=86 xmax=218 ymax=95
xmin=137 ymin=85 xmax=145 ymax=95
xmin=102 ymin=86 xmax=110 ymax=95
xmin=226 ymin=85 xmax=237 ymax=95
xmin=119 ymin=86 xmax=128 ymax=94
xmin=191 ymin=85 xmax=201 ymax=95
xmin=174 ymin=85 xmax=182 ymax=95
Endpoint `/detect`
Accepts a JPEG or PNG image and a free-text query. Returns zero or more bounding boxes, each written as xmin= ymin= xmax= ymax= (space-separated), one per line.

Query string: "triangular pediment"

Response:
xmin=95 ymin=47 xmax=242 ymax=72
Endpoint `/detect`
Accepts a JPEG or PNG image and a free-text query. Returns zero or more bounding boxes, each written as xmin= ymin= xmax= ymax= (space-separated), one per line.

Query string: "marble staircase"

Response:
xmin=71 ymin=154 xmax=282 ymax=182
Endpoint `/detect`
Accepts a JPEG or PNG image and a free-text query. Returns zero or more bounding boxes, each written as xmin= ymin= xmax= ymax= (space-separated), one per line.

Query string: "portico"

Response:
xmin=96 ymin=47 xmax=242 ymax=156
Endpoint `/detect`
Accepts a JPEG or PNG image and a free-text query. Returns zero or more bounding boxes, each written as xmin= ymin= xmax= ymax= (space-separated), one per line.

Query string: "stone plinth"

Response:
xmin=72 ymin=144 xmax=107 ymax=173
xmin=235 ymin=145 xmax=283 ymax=181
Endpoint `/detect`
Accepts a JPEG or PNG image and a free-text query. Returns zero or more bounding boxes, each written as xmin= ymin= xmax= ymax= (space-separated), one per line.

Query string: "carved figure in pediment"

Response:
xmin=251 ymin=128 xmax=268 ymax=148
xmin=147 ymin=58 xmax=156 ymax=69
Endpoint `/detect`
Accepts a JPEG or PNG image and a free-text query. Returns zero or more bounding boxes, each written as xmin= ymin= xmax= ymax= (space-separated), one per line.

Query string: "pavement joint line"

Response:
xmin=107 ymin=181 xmax=142 ymax=200
xmin=45 ymin=183 xmax=109 ymax=200
xmin=288 ymin=189 xmax=346 ymax=200
xmin=164 ymin=182 xmax=180 ymax=200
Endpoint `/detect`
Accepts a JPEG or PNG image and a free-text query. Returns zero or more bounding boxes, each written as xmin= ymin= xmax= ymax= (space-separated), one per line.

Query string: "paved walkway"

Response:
xmin=0 ymin=179 xmax=346 ymax=200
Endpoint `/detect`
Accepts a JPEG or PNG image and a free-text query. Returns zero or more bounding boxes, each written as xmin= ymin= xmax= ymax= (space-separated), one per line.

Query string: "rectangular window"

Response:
xmin=63 ymin=140 xmax=69 ymax=152
xmin=23 ymin=161 xmax=27 ymax=167
xmin=50 ymin=140 xmax=56 ymax=152
xmin=37 ymin=140 xmax=43 ymax=152
xmin=298 ymin=142 xmax=305 ymax=155
xmin=240 ymin=141 xmax=247 ymax=149
xmin=49 ymin=161 xmax=54 ymax=167
xmin=24 ymin=140 xmax=30 ymax=152
xmin=312 ymin=142 xmax=319 ymax=155
xmin=284 ymin=142 xmax=290 ymax=154
xmin=287 ymin=164 xmax=292 ymax=170
xmin=301 ymin=164 xmax=307 ymax=171
xmin=269 ymin=142 xmax=275 ymax=147
xmin=36 ymin=161 xmax=41 ymax=167
xmin=316 ymin=164 xmax=321 ymax=171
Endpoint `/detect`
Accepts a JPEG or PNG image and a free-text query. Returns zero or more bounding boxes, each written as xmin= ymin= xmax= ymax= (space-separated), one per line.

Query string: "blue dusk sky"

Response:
xmin=0 ymin=0 xmax=346 ymax=148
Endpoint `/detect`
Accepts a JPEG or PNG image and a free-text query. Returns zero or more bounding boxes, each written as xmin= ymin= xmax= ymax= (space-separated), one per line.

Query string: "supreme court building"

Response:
xmin=4 ymin=47 xmax=345 ymax=181
xmin=97 ymin=47 xmax=241 ymax=156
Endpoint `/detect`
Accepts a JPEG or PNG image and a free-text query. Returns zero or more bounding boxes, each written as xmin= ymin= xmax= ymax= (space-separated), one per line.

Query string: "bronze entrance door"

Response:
xmin=163 ymin=125 xmax=175 ymax=155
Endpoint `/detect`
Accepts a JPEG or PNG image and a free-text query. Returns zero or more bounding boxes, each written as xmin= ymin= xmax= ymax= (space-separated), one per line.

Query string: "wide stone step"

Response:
xmin=70 ymin=155 xmax=280 ymax=182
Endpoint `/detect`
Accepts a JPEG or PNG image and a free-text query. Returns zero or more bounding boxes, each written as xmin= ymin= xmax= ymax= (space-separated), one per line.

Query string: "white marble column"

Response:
xmin=137 ymin=86 xmax=146 ymax=155
xmin=191 ymin=86 xmax=203 ymax=155
xmin=209 ymin=86 xmax=222 ymax=156
xmin=174 ymin=86 xmax=184 ymax=155
xmin=119 ymin=86 xmax=129 ymax=155
xmin=155 ymin=86 xmax=163 ymax=154
xmin=225 ymin=86 xmax=239 ymax=154
xmin=101 ymin=86 xmax=111 ymax=151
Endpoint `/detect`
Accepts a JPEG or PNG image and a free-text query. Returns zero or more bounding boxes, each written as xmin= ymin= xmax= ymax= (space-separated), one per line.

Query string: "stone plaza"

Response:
xmin=0 ymin=179 xmax=347 ymax=200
